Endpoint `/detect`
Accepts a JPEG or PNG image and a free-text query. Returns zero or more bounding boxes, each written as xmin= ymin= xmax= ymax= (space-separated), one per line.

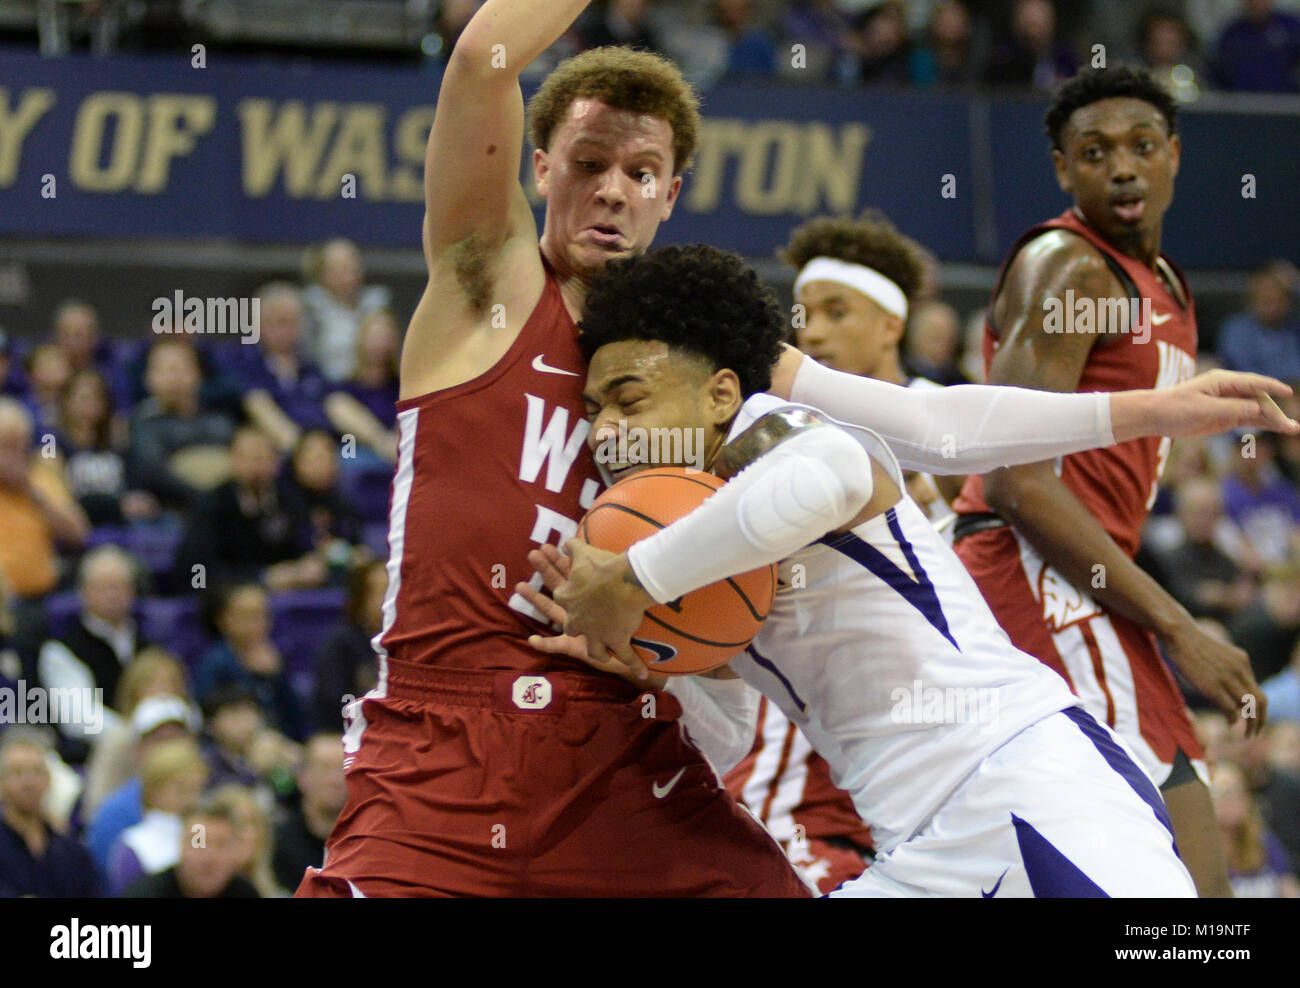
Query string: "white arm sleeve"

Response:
xmin=664 ymin=675 xmax=761 ymax=776
xmin=790 ymin=356 xmax=1115 ymax=475
xmin=627 ymin=425 xmax=874 ymax=604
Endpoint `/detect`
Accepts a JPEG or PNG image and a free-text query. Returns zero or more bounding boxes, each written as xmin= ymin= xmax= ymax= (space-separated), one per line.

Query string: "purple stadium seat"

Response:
xmin=139 ymin=596 xmax=209 ymax=667
xmin=338 ymin=464 xmax=393 ymax=525
xmin=271 ymin=588 xmax=347 ymax=709
xmin=362 ymin=522 xmax=389 ymax=558
xmin=44 ymin=592 xmax=81 ymax=637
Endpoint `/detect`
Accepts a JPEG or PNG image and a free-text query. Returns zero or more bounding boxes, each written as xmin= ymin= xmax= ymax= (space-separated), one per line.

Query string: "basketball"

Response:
xmin=576 ymin=467 xmax=777 ymax=676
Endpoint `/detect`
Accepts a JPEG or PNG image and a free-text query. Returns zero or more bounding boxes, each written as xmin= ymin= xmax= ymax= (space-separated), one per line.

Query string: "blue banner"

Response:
xmin=0 ymin=49 xmax=1293 ymax=268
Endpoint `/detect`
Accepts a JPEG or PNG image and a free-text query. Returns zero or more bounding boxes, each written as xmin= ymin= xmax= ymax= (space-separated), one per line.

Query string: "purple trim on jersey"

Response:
xmin=1062 ymin=705 xmax=1177 ymax=846
xmin=819 ymin=508 xmax=959 ymax=651
xmin=747 ymin=643 xmax=807 ymax=714
xmin=1011 ymin=814 xmax=1108 ymax=898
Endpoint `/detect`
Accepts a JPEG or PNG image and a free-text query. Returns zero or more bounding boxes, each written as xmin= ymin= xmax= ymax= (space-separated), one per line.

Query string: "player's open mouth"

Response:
xmin=1110 ymin=195 xmax=1145 ymax=223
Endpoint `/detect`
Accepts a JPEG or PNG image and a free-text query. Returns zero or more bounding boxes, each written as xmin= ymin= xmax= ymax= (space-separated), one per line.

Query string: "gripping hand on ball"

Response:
xmin=551 ymin=539 xmax=658 ymax=674
xmin=518 ymin=544 xmax=664 ymax=688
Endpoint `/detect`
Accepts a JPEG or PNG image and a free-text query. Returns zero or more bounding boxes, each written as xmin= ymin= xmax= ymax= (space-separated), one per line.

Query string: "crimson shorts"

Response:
xmin=954 ymin=526 xmax=1205 ymax=787
xmin=295 ymin=658 xmax=813 ymax=898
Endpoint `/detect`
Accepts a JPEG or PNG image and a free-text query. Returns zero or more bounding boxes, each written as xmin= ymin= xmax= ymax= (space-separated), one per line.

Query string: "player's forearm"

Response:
xmin=628 ymin=428 xmax=873 ymax=604
xmin=985 ymin=466 xmax=1190 ymax=639
xmin=455 ymin=0 xmax=592 ymax=73
xmin=789 ymin=355 xmax=1114 ymax=475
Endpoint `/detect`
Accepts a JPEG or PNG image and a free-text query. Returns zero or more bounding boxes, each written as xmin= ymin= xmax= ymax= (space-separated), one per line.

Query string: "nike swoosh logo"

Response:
xmin=652 ymin=767 xmax=687 ymax=799
xmin=630 ymin=636 xmax=678 ymax=664
xmin=982 ymin=868 xmax=1010 ymax=898
xmin=532 ymin=354 xmax=580 ymax=377
xmin=1150 ymin=311 xmax=1172 ymax=325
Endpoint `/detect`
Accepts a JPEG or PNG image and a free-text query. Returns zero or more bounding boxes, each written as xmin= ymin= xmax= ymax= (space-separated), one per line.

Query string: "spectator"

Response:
xmin=324 ymin=309 xmax=401 ymax=466
xmin=312 ymin=560 xmax=384 ymax=732
xmin=55 ymin=369 xmax=155 ymax=525
xmin=173 ymin=426 xmax=324 ymax=592
xmin=911 ymin=0 xmax=981 ymax=88
xmin=1269 ymin=721 xmax=1300 ymax=774
xmin=1151 ymin=477 xmax=1256 ymax=622
xmin=301 ymin=239 xmax=391 ymax=383
xmin=984 ymin=0 xmax=1078 ymax=90
xmin=1217 ymin=261 xmax=1300 ymax=381
xmin=272 ymin=733 xmax=346 ymax=894
xmin=578 ymin=0 xmax=666 ymax=53
xmin=1229 ymin=557 xmax=1300 ymax=682
xmin=1273 ymin=392 xmax=1300 ymax=487
xmin=1212 ymin=760 xmax=1299 ymax=896
xmin=0 ymin=397 xmax=89 ymax=660
xmin=782 ymin=0 xmax=860 ymax=82
xmin=37 ymin=546 xmax=152 ymax=763
xmin=127 ymin=339 xmax=235 ymax=511
xmin=21 ymin=343 xmax=71 ymax=437
xmin=199 ymin=683 xmax=299 ymax=795
xmin=857 ymin=0 xmax=913 ymax=86
xmin=1263 ymin=636 xmax=1300 ymax=722
xmin=1138 ymin=4 xmax=1208 ymax=97
xmin=105 ymin=737 xmax=208 ymax=895
xmin=1213 ymin=0 xmax=1300 ymax=91
xmin=50 ymin=300 xmax=113 ymax=378
xmin=905 ymin=300 xmax=968 ymax=385
xmin=282 ymin=429 xmax=364 ymax=556
xmin=713 ymin=0 xmax=778 ymax=79
xmin=227 ymin=283 xmax=332 ymax=454
xmin=0 ymin=730 xmax=103 ymax=897
xmin=1220 ymin=434 xmax=1300 ymax=564
xmin=81 ymin=647 xmax=190 ymax=817
xmin=123 ymin=794 xmax=258 ymax=898
xmin=208 ymin=784 xmax=284 ymax=897
xmin=1221 ymin=721 xmax=1300 ymax=869
xmin=192 ymin=583 xmax=306 ymax=742
xmin=84 ymin=693 xmax=198 ymax=869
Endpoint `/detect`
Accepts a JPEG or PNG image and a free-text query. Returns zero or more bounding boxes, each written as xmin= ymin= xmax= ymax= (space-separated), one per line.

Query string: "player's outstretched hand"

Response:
xmin=1162 ymin=616 xmax=1267 ymax=736
xmin=1132 ymin=369 xmax=1300 ymax=441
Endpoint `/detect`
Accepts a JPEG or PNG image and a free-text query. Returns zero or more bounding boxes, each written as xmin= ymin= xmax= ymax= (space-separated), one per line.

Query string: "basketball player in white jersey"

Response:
xmin=523 ymin=245 xmax=1299 ymax=896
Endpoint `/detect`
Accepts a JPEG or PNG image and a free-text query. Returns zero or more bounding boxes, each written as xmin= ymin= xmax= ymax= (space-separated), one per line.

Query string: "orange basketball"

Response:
xmin=576 ymin=467 xmax=777 ymax=676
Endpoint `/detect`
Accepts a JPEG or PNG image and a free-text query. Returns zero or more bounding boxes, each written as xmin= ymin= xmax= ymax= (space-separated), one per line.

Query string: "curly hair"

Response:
xmin=1045 ymin=66 xmax=1178 ymax=152
xmin=578 ymin=244 xmax=785 ymax=397
xmin=780 ymin=210 xmax=929 ymax=302
xmin=527 ymin=46 xmax=702 ymax=175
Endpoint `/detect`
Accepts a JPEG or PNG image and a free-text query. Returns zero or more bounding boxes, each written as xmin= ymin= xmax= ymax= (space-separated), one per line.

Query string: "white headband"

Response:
xmin=793 ymin=256 xmax=909 ymax=322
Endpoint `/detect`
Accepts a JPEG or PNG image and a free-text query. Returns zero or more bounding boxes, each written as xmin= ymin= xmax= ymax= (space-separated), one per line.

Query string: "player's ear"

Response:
xmin=883 ymin=313 xmax=904 ymax=346
xmin=1167 ymin=133 xmax=1181 ymax=179
xmin=1051 ymin=148 xmax=1071 ymax=194
xmin=659 ymin=174 xmax=684 ymax=223
xmin=533 ymin=148 xmax=551 ymax=198
xmin=707 ymin=368 xmax=743 ymax=424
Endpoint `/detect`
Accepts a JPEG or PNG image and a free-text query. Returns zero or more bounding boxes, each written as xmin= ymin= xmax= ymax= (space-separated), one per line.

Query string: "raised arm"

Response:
xmin=422 ymin=0 xmax=592 ymax=258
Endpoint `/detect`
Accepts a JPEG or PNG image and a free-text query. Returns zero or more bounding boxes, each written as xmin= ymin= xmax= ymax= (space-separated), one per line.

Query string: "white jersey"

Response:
xmin=730 ymin=393 xmax=1078 ymax=854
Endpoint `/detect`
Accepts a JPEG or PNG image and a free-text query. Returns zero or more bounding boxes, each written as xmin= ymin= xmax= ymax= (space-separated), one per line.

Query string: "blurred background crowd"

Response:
xmin=0 ymin=0 xmax=1297 ymax=899
xmin=9 ymin=0 xmax=1300 ymax=96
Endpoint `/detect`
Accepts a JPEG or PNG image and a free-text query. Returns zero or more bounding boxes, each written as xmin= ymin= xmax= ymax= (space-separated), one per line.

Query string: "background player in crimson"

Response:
xmin=950 ymin=67 xmax=1260 ymax=897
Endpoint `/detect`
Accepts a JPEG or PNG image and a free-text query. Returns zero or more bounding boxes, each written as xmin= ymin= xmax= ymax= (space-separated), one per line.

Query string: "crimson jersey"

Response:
xmin=378 ymin=253 xmax=600 ymax=673
xmin=952 ymin=208 xmax=1198 ymax=556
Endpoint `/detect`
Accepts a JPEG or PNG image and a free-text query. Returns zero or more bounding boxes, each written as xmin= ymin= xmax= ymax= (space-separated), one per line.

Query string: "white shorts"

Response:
xmin=832 ymin=706 xmax=1196 ymax=898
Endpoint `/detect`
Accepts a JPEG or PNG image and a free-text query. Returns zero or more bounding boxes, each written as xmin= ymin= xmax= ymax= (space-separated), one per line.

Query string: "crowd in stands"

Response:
xmin=1 ymin=236 xmax=1298 ymax=897
xmin=0 ymin=237 xmax=388 ymax=897
xmin=423 ymin=0 xmax=1300 ymax=95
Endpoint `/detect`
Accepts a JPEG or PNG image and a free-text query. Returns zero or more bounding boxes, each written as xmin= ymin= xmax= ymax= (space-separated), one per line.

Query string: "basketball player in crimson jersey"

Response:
xmin=950 ymin=67 xmax=1260 ymax=897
